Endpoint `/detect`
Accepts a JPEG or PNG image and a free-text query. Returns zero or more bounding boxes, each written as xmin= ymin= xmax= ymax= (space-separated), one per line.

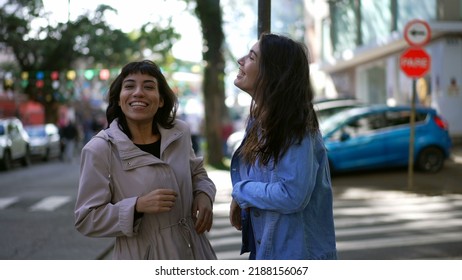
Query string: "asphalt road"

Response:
xmin=0 ymin=145 xmax=461 ymax=260
xmin=0 ymin=157 xmax=113 ymax=260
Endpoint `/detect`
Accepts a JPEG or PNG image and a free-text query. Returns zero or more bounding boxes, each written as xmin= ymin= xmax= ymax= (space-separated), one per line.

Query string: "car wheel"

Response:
xmin=20 ymin=147 xmax=31 ymax=167
xmin=416 ymin=146 xmax=444 ymax=173
xmin=0 ymin=150 xmax=12 ymax=171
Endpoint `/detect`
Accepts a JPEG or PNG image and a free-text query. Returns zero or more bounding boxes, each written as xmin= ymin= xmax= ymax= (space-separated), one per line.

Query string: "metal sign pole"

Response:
xmin=402 ymin=19 xmax=431 ymax=189
xmin=408 ymin=79 xmax=416 ymax=189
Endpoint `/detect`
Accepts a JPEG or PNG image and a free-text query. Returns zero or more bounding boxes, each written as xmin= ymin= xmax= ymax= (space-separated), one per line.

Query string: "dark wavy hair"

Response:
xmin=241 ymin=33 xmax=319 ymax=166
xmin=105 ymin=60 xmax=178 ymax=139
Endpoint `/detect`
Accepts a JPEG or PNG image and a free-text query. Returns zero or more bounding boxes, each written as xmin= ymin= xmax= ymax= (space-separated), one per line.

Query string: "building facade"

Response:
xmin=314 ymin=0 xmax=462 ymax=140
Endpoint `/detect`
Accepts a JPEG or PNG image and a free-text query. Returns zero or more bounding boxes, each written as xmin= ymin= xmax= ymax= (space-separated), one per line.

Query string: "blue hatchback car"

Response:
xmin=320 ymin=105 xmax=452 ymax=173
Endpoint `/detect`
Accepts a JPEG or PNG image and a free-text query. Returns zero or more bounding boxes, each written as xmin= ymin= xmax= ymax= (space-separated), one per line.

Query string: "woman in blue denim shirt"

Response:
xmin=229 ymin=33 xmax=337 ymax=260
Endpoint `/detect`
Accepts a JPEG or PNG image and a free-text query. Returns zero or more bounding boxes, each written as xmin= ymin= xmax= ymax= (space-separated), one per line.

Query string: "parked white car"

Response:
xmin=0 ymin=117 xmax=31 ymax=171
xmin=25 ymin=123 xmax=61 ymax=161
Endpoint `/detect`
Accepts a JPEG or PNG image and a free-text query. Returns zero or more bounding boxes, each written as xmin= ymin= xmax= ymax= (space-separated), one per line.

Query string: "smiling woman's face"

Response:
xmin=118 ymin=73 xmax=164 ymax=125
xmin=234 ymin=41 xmax=260 ymax=96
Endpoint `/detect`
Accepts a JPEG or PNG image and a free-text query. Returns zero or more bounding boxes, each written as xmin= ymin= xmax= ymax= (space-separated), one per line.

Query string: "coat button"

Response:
xmin=257 ymin=240 xmax=261 ymax=244
xmin=254 ymin=211 xmax=260 ymax=217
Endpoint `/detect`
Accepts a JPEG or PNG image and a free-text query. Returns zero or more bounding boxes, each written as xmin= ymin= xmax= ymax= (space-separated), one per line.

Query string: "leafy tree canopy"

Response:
xmin=0 ymin=0 xmax=180 ymax=72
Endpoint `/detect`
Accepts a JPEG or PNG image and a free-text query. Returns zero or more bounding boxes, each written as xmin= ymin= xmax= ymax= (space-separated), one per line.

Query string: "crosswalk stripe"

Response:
xmin=209 ymin=226 xmax=239 ymax=237
xmin=336 ymin=217 xmax=462 ymax=236
xmin=337 ymin=198 xmax=449 ymax=209
xmin=334 ymin=188 xmax=462 ymax=202
xmin=212 ymin=203 xmax=230 ymax=216
xmin=338 ymin=231 xmax=462 ymax=251
xmin=29 ymin=196 xmax=72 ymax=211
xmin=0 ymin=197 xmax=19 ymax=209
xmin=216 ymin=250 xmax=248 ymax=260
xmin=210 ymin=236 xmax=242 ymax=247
xmin=335 ymin=210 xmax=462 ymax=228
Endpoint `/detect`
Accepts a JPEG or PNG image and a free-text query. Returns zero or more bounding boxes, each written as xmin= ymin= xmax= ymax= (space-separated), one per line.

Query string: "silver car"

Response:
xmin=25 ymin=123 xmax=62 ymax=161
xmin=0 ymin=117 xmax=31 ymax=170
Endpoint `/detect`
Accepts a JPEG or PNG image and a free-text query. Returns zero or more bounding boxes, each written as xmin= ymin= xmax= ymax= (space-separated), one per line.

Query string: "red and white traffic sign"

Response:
xmin=400 ymin=47 xmax=431 ymax=78
xmin=404 ymin=19 xmax=431 ymax=47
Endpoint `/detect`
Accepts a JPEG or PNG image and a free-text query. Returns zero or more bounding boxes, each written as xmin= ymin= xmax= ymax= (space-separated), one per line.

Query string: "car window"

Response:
xmin=320 ymin=111 xmax=350 ymax=135
xmin=27 ymin=127 xmax=47 ymax=137
xmin=0 ymin=124 xmax=4 ymax=135
xmin=8 ymin=123 xmax=18 ymax=135
xmin=330 ymin=112 xmax=386 ymax=140
xmin=317 ymin=106 xmax=358 ymax=122
xmin=385 ymin=110 xmax=427 ymax=127
xmin=344 ymin=115 xmax=373 ymax=136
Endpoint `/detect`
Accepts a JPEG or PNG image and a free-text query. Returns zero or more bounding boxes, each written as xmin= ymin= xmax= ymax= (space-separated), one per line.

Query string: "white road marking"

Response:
xmin=0 ymin=197 xmax=19 ymax=209
xmin=338 ymin=231 xmax=462 ymax=251
xmin=29 ymin=196 xmax=72 ymax=211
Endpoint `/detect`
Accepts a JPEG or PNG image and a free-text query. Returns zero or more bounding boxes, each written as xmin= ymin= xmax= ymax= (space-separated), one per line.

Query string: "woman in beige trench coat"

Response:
xmin=74 ymin=60 xmax=217 ymax=260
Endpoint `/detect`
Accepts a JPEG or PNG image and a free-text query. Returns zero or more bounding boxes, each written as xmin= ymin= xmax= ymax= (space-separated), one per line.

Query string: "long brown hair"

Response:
xmin=240 ymin=33 xmax=319 ymax=166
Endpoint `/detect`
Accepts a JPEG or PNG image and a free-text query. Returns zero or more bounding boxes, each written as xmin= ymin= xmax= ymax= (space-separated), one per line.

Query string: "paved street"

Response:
xmin=0 ymin=146 xmax=461 ymax=260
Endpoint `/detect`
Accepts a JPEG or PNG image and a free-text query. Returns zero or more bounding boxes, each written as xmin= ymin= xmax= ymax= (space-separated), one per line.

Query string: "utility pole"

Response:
xmin=258 ymin=0 xmax=271 ymax=38
xmin=68 ymin=0 xmax=71 ymax=22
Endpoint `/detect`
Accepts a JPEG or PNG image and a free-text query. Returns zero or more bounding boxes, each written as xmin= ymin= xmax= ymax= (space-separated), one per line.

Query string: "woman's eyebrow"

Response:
xmin=122 ymin=78 xmax=157 ymax=84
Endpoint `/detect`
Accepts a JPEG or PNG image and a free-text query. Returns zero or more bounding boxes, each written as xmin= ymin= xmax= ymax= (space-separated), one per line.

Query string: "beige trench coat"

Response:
xmin=74 ymin=119 xmax=217 ymax=259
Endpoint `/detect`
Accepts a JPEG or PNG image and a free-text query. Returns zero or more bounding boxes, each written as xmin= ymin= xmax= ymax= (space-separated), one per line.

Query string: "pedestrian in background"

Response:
xmin=60 ymin=120 xmax=78 ymax=162
xmin=229 ymin=33 xmax=337 ymax=260
xmin=74 ymin=60 xmax=217 ymax=259
xmin=183 ymin=110 xmax=203 ymax=156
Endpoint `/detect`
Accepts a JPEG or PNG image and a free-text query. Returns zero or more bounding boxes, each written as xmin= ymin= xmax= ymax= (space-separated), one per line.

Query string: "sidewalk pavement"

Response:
xmin=450 ymin=143 xmax=462 ymax=164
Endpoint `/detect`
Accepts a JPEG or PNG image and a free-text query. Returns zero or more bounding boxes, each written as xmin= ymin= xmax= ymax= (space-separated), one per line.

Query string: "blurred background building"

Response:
xmin=306 ymin=0 xmax=462 ymax=141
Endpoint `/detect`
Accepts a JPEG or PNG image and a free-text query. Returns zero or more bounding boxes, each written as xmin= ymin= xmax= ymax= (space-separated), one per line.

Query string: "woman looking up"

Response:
xmin=229 ymin=33 xmax=337 ymax=260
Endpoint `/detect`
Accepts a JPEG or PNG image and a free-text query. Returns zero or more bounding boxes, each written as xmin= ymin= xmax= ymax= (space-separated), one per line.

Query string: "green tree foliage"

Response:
xmin=0 ymin=0 xmax=179 ymax=122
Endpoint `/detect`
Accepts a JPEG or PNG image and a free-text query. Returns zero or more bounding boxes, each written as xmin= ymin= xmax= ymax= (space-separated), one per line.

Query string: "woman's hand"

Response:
xmin=136 ymin=189 xmax=177 ymax=214
xmin=229 ymin=199 xmax=242 ymax=230
xmin=192 ymin=192 xmax=213 ymax=234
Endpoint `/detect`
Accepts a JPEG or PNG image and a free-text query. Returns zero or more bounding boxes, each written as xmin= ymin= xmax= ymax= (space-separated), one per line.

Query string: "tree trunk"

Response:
xmin=195 ymin=0 xmax=227 ymax=168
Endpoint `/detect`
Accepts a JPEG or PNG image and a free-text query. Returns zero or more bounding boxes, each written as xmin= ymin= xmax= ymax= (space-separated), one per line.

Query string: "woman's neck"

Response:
xmin=128 ymin=121 xmax=159 ymax=144
xmin=132 ymin=133 xmax=160 ymax=145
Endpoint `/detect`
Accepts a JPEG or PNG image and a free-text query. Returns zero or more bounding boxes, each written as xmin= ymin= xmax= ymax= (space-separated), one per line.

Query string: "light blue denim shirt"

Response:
xmin=230 ymin=131 xmax=337 ymax=260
